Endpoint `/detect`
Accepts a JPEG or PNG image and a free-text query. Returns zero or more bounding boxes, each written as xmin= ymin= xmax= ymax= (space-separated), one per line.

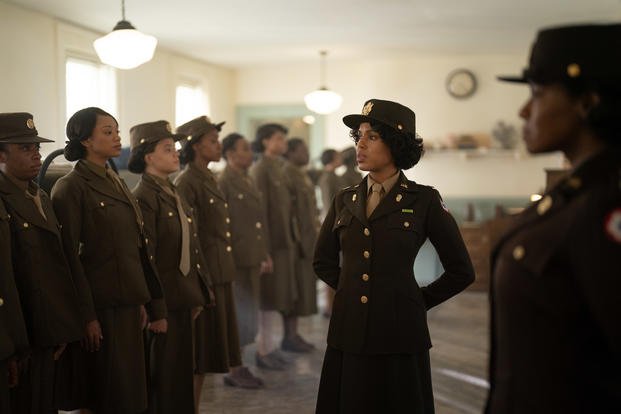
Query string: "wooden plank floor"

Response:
xmin=199 ymin=291 xmax=489 ymax=413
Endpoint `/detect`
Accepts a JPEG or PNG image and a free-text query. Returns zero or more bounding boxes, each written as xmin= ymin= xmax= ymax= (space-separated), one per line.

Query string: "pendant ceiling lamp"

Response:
xmin=93 ymin=0 xmax=157 ymax=70
xmin=304 ymin=50 xmax=343 ymax=115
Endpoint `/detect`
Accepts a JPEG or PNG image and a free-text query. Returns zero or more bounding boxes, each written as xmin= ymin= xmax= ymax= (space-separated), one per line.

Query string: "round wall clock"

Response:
xmin=446 ymin=69 xmax=477 ymax=99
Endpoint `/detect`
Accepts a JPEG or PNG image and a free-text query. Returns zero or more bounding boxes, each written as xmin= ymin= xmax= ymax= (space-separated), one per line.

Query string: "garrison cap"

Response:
xmin=129 ymin=120 xmax=185 ymax=151
xmin=0 ymin=112 xmax=53 ymax=143
xmin=343 ymin=99 xmax=416 ymax=136
xmin=498 ymin=23 xmax=621 ymax=85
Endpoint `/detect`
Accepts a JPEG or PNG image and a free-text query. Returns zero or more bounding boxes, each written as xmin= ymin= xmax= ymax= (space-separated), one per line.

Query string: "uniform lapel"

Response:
xmin=142 ymin=175 xmax=177 ymax=211
xmin=342 ymin=177 xmax=369 ymax=226
xmin=224 ymin=167 xmax=261 ymax=202
xmin=75 ymin=161 xmax=131 ymax=205
xmin=0 ymin=173 xmax=59 ymax=236
xmin=368 ymin=172 xmax=418 ymax=222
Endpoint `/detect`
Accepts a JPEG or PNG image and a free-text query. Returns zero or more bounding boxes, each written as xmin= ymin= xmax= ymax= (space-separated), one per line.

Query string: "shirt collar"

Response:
xmin=82 ymin=159 xmax=108 ymax=179
xmin=367 ymin=170 xmax=400 ymax=195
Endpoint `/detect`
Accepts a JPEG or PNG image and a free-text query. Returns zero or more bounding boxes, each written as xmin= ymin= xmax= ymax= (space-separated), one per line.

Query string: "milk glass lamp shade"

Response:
xmin=304 ymin=50 xmax=342 ymax=114
xmin=304 ymin=88 xmax=343 ymax=115
xmin=94 ymin=20 xmax=157 ymax=70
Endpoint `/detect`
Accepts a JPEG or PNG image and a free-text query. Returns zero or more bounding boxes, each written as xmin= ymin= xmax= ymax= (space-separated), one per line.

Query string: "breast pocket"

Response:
xmin=386 ymin=212 xmax=420 ymax=248
xmin=12 ymin=215 xmax=41 ymax=249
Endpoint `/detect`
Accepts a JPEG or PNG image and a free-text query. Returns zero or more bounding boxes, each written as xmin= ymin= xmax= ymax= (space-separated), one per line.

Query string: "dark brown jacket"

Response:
xmin=486 ymin=148 xmax=621 ymax=414
xmin=218 ymin=165 xmax=268 ymax=268
xmin=0 ymin=198 xmax=28 ymax=359
xmin=175 ymin=163 xmax=236 ymax=285
xmin=313 ymin=172 xmax=474 ymax=355
xmin=284 ymin=162 xmax=319 ymax=258
xmin=249 ymin=156 xmax=294 ymax=253
xmin=51 ymin=160 xmax=166 ymax=322
xmin=0 ymin=173 xmax=82 ymax=347
xmin=133 ymin=174 xmax=210 ymax=311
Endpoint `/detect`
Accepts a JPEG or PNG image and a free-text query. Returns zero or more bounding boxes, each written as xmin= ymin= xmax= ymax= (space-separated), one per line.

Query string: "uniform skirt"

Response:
xmin=55 ymin=305 xmax=147 ymax=414
xmin=10 ymin=347 xmax=56 ymax=414
xmin=147 ymin=309 xmax=194 ymax=414
xmin=233 ymin=266 xmax=261 ymax=347
xmin=0 ymin=360 xmax=8 ymax=414
xmin=316 ymin=346 xmax=435 ymax=414
xmin=260 ymin=248 xmax=296 ymax=312
xmin=194 ymin=282 xmax=242 ymax=373
xmin=292 ymin=255 xmax=318 ymax=317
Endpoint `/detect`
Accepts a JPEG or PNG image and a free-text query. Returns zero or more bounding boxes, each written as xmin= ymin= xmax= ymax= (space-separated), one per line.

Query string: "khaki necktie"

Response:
xmin=105 ymin=167 xmax=144 ymax=232
xmin=366 ymin=183 xmax=384 ymax=218
xmin=25 ymin=189 xmax=47 ymax=221
xmin=160 ymin=184 xmax=191 ymax=276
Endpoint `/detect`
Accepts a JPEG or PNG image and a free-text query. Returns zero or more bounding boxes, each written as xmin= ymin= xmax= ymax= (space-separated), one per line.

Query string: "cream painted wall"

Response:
xmin=0 ymin=1 xmax=236 ymax=158
xmin=235 ymin=56 xmax=564 ymax=197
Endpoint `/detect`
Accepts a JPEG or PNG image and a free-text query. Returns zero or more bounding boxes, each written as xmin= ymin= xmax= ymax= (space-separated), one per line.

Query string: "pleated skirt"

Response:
xmin=194 ymin=282 xmax=242 ymax=373
xmin=260 ymin=248 xmax=296 ymax=312
xmin=316 ymin=346 xmax=435 ymax=414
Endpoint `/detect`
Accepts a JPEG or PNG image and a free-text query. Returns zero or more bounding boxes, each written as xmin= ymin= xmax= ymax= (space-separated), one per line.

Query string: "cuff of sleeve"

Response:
xmin=146 ymin=299 xmax=167 ymax=320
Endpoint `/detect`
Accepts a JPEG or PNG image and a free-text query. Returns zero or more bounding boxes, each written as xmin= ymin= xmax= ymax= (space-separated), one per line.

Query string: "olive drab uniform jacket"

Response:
xmin=486 ymin=148 xmax=621 ymax=414
xmin=283 ymin=162 xmax=320 ymax=259
xmin=0 ymin=198 xmax=28 ymax=360
xmin=175 ymin=163 xmax=236 ymax=285
xmin=132 ymin=174 xmax=210 ymax=311
xmin=218 ymin=165 xmax=268 ymax=268
xmin=0 ymin=172 xmax=82 ymax=347
xmin=51 ymin=160 xmax=166 ymax=322
xmin=313 ymin=172 xmax=474 ymax=355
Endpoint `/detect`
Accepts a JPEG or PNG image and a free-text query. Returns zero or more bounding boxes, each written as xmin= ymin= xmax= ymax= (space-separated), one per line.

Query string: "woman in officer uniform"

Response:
xmin=51 ymin=107 xmax=166 ymax=414
xmin=175 ymin=116 xmax=262 ymax=392
xmin=129 ymin=120 xmax=211 ymax=413
xmin=0 ymin=197 xmax=28 ymax=414
xmin=314 ymin=99 xmax=475 ymax=413
xmin=486 ymin=24 xmax=621 ymax=413
xmin=0 ymin=112 xmax=83 ymax=413
xmin=218 ymin=133 xmax=272 ymax=369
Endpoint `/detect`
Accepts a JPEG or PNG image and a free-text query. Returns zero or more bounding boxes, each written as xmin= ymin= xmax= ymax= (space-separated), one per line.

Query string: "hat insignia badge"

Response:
xmin=26 ymin=119 xmax=35 ymax=129
xmin=362 ymin=102 xmax=374 ymax=116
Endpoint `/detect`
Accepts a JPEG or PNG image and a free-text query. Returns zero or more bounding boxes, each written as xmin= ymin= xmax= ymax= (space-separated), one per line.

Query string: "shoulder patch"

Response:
xmin=604 ymin=207 xmax=621 ymax=244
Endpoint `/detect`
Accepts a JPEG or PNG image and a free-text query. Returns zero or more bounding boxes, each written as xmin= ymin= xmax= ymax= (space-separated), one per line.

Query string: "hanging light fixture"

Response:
xmin=93 ymin=0 xmax=157 ymax=70
xmin=304 ymin=50 xmax=343 ymax=115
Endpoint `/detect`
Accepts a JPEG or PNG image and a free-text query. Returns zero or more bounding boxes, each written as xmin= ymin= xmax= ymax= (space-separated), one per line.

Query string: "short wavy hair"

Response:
xmin=349 ymin=121 xmax=424 ymax=170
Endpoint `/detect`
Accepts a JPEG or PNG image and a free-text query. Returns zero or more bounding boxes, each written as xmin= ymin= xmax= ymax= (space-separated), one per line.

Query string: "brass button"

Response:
xmin=168 ymin=212 xmax=174 ymax=217
xmin=224 ymin=203 xmax=228 ymax=208
xmin=187 ymin=217 xmax=192 ymax=223
xmin=363 ymin=228 xmax=370 ymax=236
xmin=363 ymin=250 xmax=370 ymax=259
xmin=209 ymin=198 xmax=214 ymax=204
xmin=225 ymin=218 xmax=230 ymax=224
xmin=362 ymin=273 xmax=369 ymax=282
xmin=352 ymin=194 xmax=357 ymax=202
xmin=396 ymin=194 xmax=403 ymax=202
xmin=360 ymin=296 xmax=368 ymax=304
xmin=0 ymin=298 xmax=4 ymax=307
xmin=403 ymin=221 xmax=410 ymax=228
xmin=255 ymin=222 xmax=262 ymax=229
xmin=23 ymin=222 xmax=29 ymax=228
xmin=145 ymin=238 xmax=149 ymax=244
xmin=238 ymin=193 xmax=244 ymax=199
xmin=149 ymin=255 xmax=154 ymax=260
xmin=513 ymin=245 xmax=525 ymax=260
xmin=226 ymin=246 xmax=232 ymax=252
xmin=197 ymin=263 xmax=201 ymax=269
xmin=100 ymin=201 xmax=105 ymax=207
xmin=193 ymin=233 xmax=198 ymax=238
xmin=195 ymin=249 xmax=199 ymax=254
xmin=226 ymin=231 xmax=231 ymax=238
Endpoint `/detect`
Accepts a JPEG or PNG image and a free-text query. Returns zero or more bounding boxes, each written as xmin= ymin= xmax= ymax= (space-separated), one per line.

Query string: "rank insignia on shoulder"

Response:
xmin=402 ymin=208 xmax=414 ymax=213
xmin=352 ymin=194 xmax=357 ymax=202
xmin=604 ymin=207 xmax=621 ymax=244
xmin=400 ymin=183 xmax=408 ymax=189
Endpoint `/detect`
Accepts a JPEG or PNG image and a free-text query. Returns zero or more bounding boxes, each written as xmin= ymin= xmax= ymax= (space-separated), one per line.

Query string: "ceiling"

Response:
xmin=8 ymin=0 xmax=621 ymax=67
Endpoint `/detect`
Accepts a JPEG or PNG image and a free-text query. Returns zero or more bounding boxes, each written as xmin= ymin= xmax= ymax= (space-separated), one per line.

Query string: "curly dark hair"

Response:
xmin=221 ymin=132 xmax=244 ymax=159
xmin=127 ymin=141 xmax=159 ymax=174
xmin=561 ymin=80 xmax=621 ymax=146
xmin=64 ymin=107 xmax=116 ymax=161
xmin=251 ymin=123 xmax=288 ymax=153
xmin=349 ymin=121 xmax=424 ymax=169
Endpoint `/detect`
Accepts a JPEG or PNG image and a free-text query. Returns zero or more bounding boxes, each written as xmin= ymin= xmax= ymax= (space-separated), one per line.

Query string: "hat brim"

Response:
xmin=342 ymin=114 xmax=380 ymax=130
xmin=0 ymin=135 xmax=54 ymax=144
xmin=497 ymin=75 xmax=528 ymax=83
